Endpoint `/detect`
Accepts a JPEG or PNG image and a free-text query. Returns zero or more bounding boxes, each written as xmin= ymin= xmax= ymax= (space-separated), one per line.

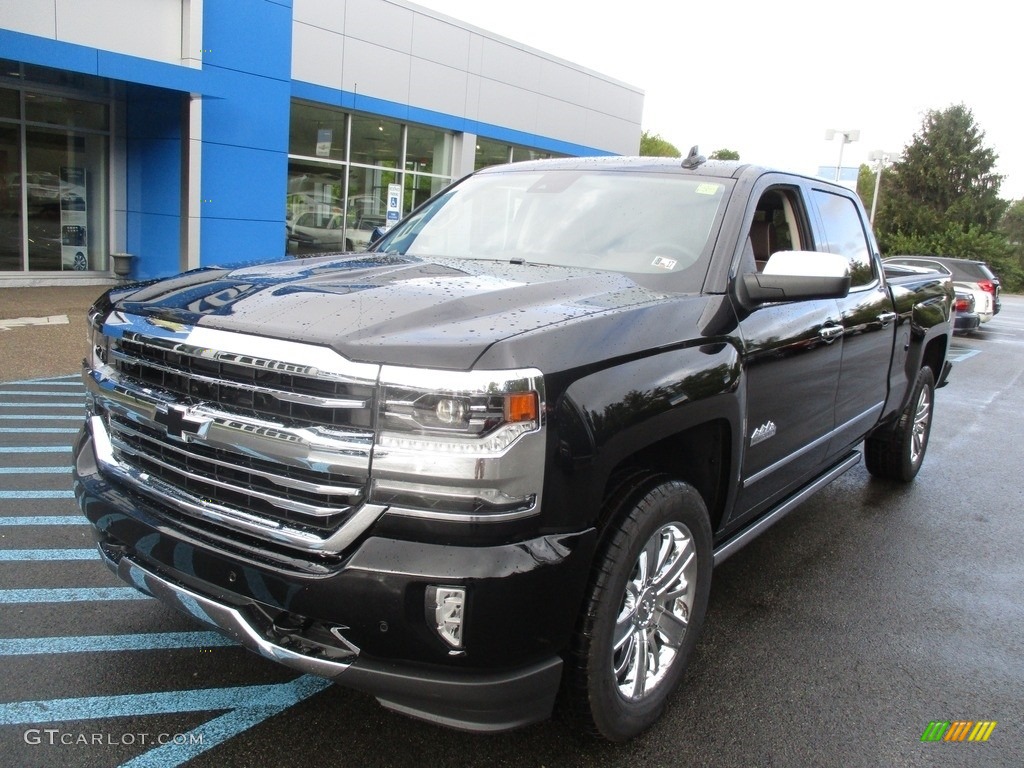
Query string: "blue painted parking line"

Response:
xmin=0 ymin=587 xmax=150 ymax=603
xmin=0 ymin=631 xmax=235 ymax=656
xmin=0 ymin=446 xmax=72 ymax=453
xmin=0 ymin=415 xmax=82 ymax=420
xmin=0 ymin=427 xmax=79 ymax=434
xmin=3 ymin=376 xmax=82 ymax=386
xmin=0 ymin=516 xmax=87 ymax=526
xmin=0 ymin=677 xmax=329 ymax=724
xmin=0 ymin=548 xmax=97 ymax=561
xmin=1 ymin=390 xmax=85 ymax=397
xmin=0 ymin=489 xmax=75 ymax=499
xmin=1 ymin=675 xmax=332 ymax=768
xmin=0 ymin=466 xmax=71 ymax=474
xmin=0 ymin=402 xmax=85 ymax=408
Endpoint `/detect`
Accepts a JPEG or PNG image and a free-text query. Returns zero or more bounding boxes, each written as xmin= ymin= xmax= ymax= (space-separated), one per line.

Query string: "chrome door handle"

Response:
xmin=877 ymin=312 xmax=897 ymax=327
xmin=819 ymin=325 xmax=843 ymax=343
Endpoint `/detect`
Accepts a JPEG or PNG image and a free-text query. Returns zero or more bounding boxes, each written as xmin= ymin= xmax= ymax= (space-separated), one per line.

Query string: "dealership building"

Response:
xmin=0 ymin=0 xmax=643 ymax=286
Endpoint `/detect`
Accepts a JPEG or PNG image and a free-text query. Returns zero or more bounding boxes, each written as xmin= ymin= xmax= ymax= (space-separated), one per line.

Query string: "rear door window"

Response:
xmin=811 ymin=190 xmax=874 ymax=287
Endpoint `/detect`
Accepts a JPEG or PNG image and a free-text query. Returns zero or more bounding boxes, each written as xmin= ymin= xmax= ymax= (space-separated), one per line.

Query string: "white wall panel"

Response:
xmin=293 ymin=0 xmax=346 ymax=33
xmin=408 ymin=59 xmax=468 ymax=118
xmin=55 ymin=0 xmax=182 ymax=64
xmin=536 ymin=60 xmax=594 ymax=106
xmin=2 ymin=0 xmax=57 ymax=38
xmin=585 ymin=110 xmax=641 ymax=154
xmin=410 ymin=13 xmax=470 ymax=70
xmin=341 ymin=37 xmax=410 ymax=103
xmin=292 ymin=22 xmax=345 ymax=91
xmin=476 ymin=78 xmax=538 ymax=135
xmin=534 ymin=96 xmax=587 ymax=139
xmin=477 ymin=38 xmax=542 ymax=92
xmin=344 ymin=0 xmax=413 ymax=53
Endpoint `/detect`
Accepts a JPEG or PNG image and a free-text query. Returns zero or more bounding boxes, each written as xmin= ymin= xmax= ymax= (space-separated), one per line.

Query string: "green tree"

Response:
xmin=1001 ymin=199 xmax=1024 ymax=245
xmin=639 ymin=131 xmax=681 ymax=158
xmin=994 ymin=199 xmax=1024 ymax=291
xmin=875 ymin=104 xmax=1007 ymax=259
xmin=856 ymin=163 xmax=876 ymax=214
xmin=709 ymin=148 xmax=740 ymax=161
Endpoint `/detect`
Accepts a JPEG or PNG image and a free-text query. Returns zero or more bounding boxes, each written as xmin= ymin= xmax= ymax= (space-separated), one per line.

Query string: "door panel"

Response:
xmin=732 ymin=297 xmax=842 ymax=522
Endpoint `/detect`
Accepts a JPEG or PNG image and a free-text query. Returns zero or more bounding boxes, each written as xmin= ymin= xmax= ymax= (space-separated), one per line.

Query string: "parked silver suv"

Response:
xmin=884 ymin=256 xmax=1001 ymax=322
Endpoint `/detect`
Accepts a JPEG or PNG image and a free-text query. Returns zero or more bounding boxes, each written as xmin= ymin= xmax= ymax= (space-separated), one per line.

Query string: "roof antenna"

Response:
xmin=681 ymin=145 xmax=706 ymax=169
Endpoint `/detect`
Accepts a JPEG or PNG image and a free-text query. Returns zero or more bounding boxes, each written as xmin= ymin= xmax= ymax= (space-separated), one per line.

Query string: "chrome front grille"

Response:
xmin=86 ymin=312 xmax=385 ymax=553
xmin=108 ymin=414 xmax=365 ymax=533
xmin=111 ymin=330 xmax=373 ymax=429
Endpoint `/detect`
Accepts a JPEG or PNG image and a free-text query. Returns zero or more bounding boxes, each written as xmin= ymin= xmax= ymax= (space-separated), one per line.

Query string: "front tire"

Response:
xmin=564 ymin=478 xmax=712 ymax=741
xmin=865 ymin=367 xmax=935 ymax=481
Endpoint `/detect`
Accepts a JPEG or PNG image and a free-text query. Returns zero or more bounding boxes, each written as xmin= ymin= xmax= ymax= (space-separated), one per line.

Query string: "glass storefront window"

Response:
xmin=0 ymin=74 xmax=110 ymax=273
xmin=350 ymin=115 xmax=402 ymax=167
xmin=289 ymin=102 xmax=347 ymax=161
xmin=0 ymin=123 xmax=21 ymax=271
xmin=285 ymin=161 xmax=345 ymax=255
xmin=24 ymin=94 xmax=108 ymax=131
xmin=511 ymin=145 xmax=556 ymax=162
xmin=475 ymin=138 xmax=564 ymax=170
xmin=288 ymin=100 xmax=456 ymax=255
xmin=405 ymin=124 xmax=452 ymax=177
xmin=346 ymin=165 xmax=392 ymax=250
xmin=25 ymin=128 xmax=107 ymax=272
xmin=0 ymin=87 xmax=18 ymax=119
xmin=475 ymin=138 xmax=511 ymax=170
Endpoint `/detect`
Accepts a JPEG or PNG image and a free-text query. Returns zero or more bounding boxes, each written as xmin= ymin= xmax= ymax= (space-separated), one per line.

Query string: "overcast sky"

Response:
xmin=411 ymin=0 xmax=1023 ymax=200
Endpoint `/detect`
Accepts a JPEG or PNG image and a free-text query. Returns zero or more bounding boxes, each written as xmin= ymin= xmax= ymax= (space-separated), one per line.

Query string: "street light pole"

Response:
xmin=867 ymin=150 xmax=898 ymax=225
xmin=825 ymin=128 xmax=860 ymax=182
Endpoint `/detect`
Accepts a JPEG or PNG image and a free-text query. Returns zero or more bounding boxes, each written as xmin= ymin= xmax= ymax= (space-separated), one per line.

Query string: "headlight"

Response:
xmin=372 ymin=367 xmax=546 ymax=522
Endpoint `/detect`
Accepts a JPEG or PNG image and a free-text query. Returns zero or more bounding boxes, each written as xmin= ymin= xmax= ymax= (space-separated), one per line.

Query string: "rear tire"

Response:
xmin=865 ymin=367 xmax=935 ymax=481
xmin=563 ymin=477 xmax=712 ymax=741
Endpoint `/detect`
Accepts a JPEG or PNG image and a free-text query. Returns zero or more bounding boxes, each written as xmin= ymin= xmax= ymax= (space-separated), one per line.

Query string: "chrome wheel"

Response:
xmin=612 ymin=522 xmax=697 ymax=700
xmin=565 ymin=478 xmax=711 ymax=741
xmin=910 ymin=384 xmax=932 ymax=465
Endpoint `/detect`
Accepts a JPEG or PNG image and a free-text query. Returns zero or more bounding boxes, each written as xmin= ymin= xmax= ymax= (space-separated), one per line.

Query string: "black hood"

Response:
xmin=109 ymin=254 xmax=677 ymax=369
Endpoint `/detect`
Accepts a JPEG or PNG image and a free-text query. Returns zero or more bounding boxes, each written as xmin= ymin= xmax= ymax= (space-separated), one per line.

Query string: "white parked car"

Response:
xmin=884 ymin=256 xmax=1002 ymax=323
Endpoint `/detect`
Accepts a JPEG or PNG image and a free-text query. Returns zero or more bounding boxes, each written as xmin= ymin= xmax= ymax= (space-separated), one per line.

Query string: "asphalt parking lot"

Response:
xmin=0 ymin=289 xmax=1021 ymax=767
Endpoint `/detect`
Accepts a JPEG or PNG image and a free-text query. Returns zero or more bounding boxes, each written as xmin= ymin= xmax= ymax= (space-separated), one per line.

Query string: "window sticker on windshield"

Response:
xmin=651 ymin=256 xmax=677 ymax=270
xmin=695 ymin=183 xmax=720 ymax=196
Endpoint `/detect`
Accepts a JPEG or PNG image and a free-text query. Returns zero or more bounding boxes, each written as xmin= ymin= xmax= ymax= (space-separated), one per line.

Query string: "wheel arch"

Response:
xmin=596 ymin=419 xmax=732 ymax=538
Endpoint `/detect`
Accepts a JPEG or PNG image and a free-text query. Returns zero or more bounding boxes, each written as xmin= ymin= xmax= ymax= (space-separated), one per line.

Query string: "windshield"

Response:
xmin=373 ymin=168 xmax=730 ymax=285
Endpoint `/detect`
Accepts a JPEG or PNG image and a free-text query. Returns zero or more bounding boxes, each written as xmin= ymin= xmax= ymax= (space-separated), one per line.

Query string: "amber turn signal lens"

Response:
xmin=504 ymin=392 xmax=538 ymax=423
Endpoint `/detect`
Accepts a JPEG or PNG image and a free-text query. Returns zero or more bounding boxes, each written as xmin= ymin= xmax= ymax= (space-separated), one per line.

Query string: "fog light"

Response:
xmin=427 ymin=585 xmax=465 ymax=650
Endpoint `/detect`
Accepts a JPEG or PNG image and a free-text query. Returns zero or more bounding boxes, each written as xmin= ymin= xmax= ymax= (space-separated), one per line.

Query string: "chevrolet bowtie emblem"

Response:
xmin=153 ymin=405 xmax=211 ymax=442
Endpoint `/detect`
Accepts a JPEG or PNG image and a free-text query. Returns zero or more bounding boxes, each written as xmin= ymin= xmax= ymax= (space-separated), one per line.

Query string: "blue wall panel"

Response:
xmin=200 ymin=72 xmax=291 ymax=152
xmin=202 ymin=0 xmax=293 ymax=82
xmin=199 ymin=143 xmax=288 ymax=225
xmin=125 ymin=87 xmax=183 ymax=279
xmin=197 ymin=0 xmax=293 ymax=270
xmin=199 ymin=218 xmax=287 ymax=267
xmin=126 ymin=212 xmax=180 ymax=280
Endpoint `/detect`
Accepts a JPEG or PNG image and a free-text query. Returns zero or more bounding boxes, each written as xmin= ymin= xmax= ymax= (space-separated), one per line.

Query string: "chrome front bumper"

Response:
xmin=96 ymin=545 xmax=563 ymax=733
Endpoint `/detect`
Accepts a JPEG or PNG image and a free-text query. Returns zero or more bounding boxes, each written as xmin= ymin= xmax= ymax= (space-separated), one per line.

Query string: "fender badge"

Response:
xmin=750 ymin=420 xmax=777 ymax=447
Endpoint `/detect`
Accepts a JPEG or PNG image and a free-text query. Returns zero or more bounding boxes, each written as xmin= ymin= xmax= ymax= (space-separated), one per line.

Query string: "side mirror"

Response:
xmin=742 ymin=251 xmax=851 ymax=304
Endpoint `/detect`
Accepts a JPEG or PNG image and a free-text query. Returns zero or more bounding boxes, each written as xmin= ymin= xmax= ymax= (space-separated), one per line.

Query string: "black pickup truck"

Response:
xmin=73 ymin=154 xmax=954 ymax=741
